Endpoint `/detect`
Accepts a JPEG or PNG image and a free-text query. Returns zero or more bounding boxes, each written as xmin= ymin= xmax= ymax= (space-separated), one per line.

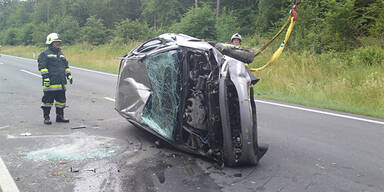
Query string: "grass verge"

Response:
xmin=249 ymin=46 xmax=384 ymax=118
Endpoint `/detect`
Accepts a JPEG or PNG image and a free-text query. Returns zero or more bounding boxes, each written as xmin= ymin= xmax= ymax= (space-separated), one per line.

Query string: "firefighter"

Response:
xmin=231 ymin=33 xmax=242 ymax=47
xmin=38 ymin=33 xmax=73 ymax=124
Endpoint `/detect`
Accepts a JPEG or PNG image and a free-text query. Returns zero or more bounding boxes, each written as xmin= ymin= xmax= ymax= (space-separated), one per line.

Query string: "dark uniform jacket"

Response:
xmin=38 ymin=46 xmax=71 ymax=91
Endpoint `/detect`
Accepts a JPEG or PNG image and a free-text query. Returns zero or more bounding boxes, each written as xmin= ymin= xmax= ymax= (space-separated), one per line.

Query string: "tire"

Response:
xmin=222 ymin=80 xmax=259 ymax=166
xmin=215 ymin=43 xmax=255 ymax=63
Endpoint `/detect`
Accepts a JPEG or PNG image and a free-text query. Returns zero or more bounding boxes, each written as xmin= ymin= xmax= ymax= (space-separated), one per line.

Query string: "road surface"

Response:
xmin=0 ymin=54 xmax=383 ymax=192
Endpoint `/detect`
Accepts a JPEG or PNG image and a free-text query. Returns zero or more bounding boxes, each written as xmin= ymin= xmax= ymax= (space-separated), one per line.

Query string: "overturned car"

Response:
xmin=115 ymin=33 xmax=267 ymax=166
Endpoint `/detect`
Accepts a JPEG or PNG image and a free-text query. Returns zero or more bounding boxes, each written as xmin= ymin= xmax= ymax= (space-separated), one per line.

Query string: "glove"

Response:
xmin=67 ymin=75 xmax=73 ymax=84
xmin=43 ymin=78 xmax=50 ymax=87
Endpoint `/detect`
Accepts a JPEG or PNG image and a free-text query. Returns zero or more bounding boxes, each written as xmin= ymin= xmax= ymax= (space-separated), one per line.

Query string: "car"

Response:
xmin=115 ymin=33 xmax=267 ymax=166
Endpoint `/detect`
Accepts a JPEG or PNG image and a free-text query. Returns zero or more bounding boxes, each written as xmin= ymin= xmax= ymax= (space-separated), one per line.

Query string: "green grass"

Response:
xmin=1 ymin=42 xmax=383 ymax=119
xmin=248 ymin=46 xmax=384 ymax=118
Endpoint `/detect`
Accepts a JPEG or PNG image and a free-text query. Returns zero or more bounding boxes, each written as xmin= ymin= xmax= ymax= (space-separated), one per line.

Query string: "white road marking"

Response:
xmin=1 ymin=55 xmax=33 ymax=62
xmin=255 ymin=99 xmax=384 ymax=126
xmin=7 ymin=134 xmax=72 ymax=139
xmin=0 ymin=157 xmax=20 ymax=192
xmin=20 ymin=69 xmax=40 ymax=78
xmin=71 ymin=66 xmax=118 ymax=77
xmin=104 ymin=97 xmax=115 ymax=102
xmin=3 ymin=54 xmax=117 ymax=77
xmin=0 ymin=125 xmax=9 ymax=130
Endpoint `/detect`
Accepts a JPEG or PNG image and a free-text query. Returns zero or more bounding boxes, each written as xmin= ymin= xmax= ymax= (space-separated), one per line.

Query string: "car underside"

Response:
xmin=115 ymin=33 xmax=267 ymax=166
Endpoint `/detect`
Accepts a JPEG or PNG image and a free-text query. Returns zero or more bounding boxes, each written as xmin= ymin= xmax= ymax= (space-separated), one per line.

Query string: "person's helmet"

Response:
xmin=231 ymin=33 xmax=242 ymax=42
xmin=45 ymin=33 xmax=62 ymax=45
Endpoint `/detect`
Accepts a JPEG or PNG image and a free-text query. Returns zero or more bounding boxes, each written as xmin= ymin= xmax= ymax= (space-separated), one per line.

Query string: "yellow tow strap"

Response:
xmin=249 ymin=16 xmax=296 ymax=72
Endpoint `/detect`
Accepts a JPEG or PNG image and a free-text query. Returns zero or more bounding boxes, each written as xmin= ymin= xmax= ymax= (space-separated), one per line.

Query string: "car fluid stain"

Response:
xmin=25 ymin=135 xmax=121 ymax=161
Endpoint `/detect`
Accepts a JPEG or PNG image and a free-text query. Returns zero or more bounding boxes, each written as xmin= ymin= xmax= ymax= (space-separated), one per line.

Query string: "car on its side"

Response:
xmin=115 ymin=33 xmax=267 ymax=166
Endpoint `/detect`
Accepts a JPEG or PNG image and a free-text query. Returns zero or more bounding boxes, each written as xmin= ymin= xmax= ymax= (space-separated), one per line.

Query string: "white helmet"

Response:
xmin=231 ymin=33 xmax=242 ymax=42
xmin=45 ymin=33 xmax=62 ymax=45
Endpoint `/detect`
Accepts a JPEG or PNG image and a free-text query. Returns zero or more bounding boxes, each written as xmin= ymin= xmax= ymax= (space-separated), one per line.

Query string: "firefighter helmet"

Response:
xmin=45 ymin=33 xmax=62 ymax=45
xmin=231 ymin=33 xmax=242 ymax=43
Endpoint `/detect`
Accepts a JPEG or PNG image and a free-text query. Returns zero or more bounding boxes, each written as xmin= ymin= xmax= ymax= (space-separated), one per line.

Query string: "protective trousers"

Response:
xmin=41 ymin=90 xmax=66 ymax=117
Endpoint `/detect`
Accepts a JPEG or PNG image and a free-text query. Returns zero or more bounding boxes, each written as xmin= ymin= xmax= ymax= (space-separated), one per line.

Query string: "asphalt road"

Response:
xmin=0 ymin=54 xmax=383 ymax=192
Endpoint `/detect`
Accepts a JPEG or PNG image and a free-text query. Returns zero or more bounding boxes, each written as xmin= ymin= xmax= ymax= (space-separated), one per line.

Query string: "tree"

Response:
xmin=257 ymin=0 xmax=288 ymax=33
xmin=110 ymin=0 xmax=142 ymax=22
xmin=216 ymin=0 xmax=220 ymax=19
xmin=16 ymin=23 xmax=35 ymax=45
xmin=56 ymin=16 xmax=80 ymax=44
xmin=1 ymin=27 xmax=18 ymax=45
xmin=65 ymin=0 xmax=91 ymax=26
xmin=80 ymin=16 xmax=109 ymax=45
xmin=170 ymin=4 xmax=216 ymax=40
xmin=319 ymin=0 xmax=362 ymax=50
xmin=31 ymin=23 xmax=50 ymax=45
xmin=215 ymin=8 xmax=240 ymax=42
xmin=113 ymin=19 xmax=150 ymax=43
xmin=141 ymin=0 xmax=184 ymax=28
xmin=365 ymin=0 xmax=384 ymax=38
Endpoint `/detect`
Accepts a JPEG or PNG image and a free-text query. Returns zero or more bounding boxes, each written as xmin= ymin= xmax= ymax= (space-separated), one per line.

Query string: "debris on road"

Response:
xmin=84 ymin=168 xmax=96 ymax=173
xmin=52 ymin=171 xmax=64 ymax=176
xmin=70 ymin=125 xmax=87 ymax=130
xmin=233 ymin=173 xmax=242 ymax=177
xmin=70 ymin=125 xmax=99 ymax=130
xmin=25 ymin=134 xmax=121 ymax=161
xmin=155 ymin=170 xmax=165 ymax=184
xmin=70 ymin=167 xmax=80 ymax=173
xmin=185 ymin=164 xmax=194 ymax=176
xmin=154 ymin=140 xmax=162 ymax=148
xmin=297 ymin=179 xmax=305 ymax=183
xmin=19 ymin=132 xmax=32 ymax=136
xmin=315 ymin=163 xmax=325 ymax=169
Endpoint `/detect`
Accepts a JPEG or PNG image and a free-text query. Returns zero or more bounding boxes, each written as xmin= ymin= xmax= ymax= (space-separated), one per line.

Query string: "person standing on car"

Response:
xmin=38 ymin=33 xmax=73 ymax=124
xmin=231 ymin=33 xmax=242 ymax=47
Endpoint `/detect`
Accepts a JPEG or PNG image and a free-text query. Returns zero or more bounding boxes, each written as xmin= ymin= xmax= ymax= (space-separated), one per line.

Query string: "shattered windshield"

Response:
xmin=142 ymin=50 xmax=181 ymax=140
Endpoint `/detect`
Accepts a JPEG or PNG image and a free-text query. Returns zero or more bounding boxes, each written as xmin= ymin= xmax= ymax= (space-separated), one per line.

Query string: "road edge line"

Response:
xmin=70 ymin=66 xmax=118 ymax=77
xmin=3 ymin=54 xmax=117 ymax=77
xmin=104 ymin=97 xmax=115 ymax=102
xmin=0 ymin=125 xmax=9 ymax=130
xmin=255 ymin=99 xmax=384 ymax=125
xmin=20 ymin=69 xmax=40 ymax=78
xmin=0 ymin=157 xmax=20 ymax=192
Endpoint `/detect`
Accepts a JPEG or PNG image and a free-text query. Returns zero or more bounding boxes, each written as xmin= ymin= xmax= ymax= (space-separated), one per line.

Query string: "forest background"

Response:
xmin=0 ymin=0 xmax=383 ymax=118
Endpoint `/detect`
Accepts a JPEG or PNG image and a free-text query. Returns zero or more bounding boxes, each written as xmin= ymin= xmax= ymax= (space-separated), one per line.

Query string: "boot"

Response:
xmin=56 ymin=108 xmax=69 ymax=123
xmin=42 ymin=107 xmax=52 ymax=125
